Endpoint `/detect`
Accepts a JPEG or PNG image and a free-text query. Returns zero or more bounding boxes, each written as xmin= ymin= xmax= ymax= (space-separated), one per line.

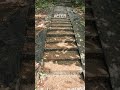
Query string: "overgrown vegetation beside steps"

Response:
xmin=35 ymin=0 xmax=54 ymax=10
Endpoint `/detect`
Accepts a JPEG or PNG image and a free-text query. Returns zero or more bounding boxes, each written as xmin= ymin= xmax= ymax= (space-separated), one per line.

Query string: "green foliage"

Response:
xmin=35 ymin=0 xmax=53 ymax=10
xmin=72 ymin=0 xmax=84 ymax=7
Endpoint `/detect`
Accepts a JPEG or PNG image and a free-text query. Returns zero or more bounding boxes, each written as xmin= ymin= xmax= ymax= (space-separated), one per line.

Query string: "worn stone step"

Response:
xmin=48 ymin=29 xmax=74 ymax=31
xmin=45 ymin=42 xmax=77 ymax=51
xmin=51 ymin=18 xmax=70 ymax=22
xmin=43 ymin=51 xmax=80 ymax=61
xmin=51 ymin=17 xmax=69 ymax=20
xmin=43 ymin=61 xmax=82 ymax=75
xmin=39 ymin=75 xmax=84 ymax=89
xmin=49 ymin=27 xmax=73 ymax=30
xmin=46 ymin=36 xmax=75 ymax=43
xmin=44 ymin=60 xmax=81 ymax=66
xmin=86 ymin=59 xmax=109 ymax=78
xmin=47 ymin=30 xmax=74 ymax=35
xmin=47 ymin=30 xmax=75 ymax=36
xmin=51 ymin=21 xmax=71 ymax=24
xmin=47 ymin=33 xmax=75 ymax=37
xmin=51 ymin=23 xmax=72 ymax=27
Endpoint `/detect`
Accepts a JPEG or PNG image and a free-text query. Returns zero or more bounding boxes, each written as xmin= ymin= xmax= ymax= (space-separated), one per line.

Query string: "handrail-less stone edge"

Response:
xmin=67 ymin=7 xmax=85 ymax=78
xmin=35 ymin=6 xmax=55 ymax=65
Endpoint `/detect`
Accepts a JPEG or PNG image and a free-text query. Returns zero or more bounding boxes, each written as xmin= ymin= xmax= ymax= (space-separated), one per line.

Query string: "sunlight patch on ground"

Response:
xmin=44 ymin=61 xmax=82 ymax=72
xmin=35 ymin=12 xmax=48 ymax=34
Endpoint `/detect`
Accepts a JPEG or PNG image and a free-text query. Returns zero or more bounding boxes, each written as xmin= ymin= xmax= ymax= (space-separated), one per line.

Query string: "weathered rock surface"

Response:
xmin=92 ymin=0 xmax=120 ymax=90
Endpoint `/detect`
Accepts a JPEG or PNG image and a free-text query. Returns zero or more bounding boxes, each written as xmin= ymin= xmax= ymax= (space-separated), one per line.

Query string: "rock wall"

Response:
xmin=0 ymin=5 xmax=29 ymax=86
xmin=92 ymin=0 xmax=120 ymax=90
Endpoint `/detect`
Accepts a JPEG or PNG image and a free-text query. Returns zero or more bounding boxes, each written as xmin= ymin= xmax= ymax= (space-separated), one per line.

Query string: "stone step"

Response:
xmin=51 ymin=18 xmax=70 ymax=22
xmin=51 ymin=23 xmax=72 ymax=27
xmin=39 ymin=75 xmax=84 ymax=89
xmin=43 ymin=61 xmax=82 ymax=75
xmin=47 ymin=30 xmax=74 ymax=35
xmin=49 ymin=27 xmax=73 ymax=30
xmin=47 ymin=33 xmax=75 ymax=37
xmin=48 ymin=29 xmax=74 ymax=31
xmin=86 ymin=59 xmax=109 ymax=78
xmin=51 ymin=21 xmax=71 ymax=24
xmin=43 ymin=51 xmax=80 ymax=61
xmin=44 ymin=60 xmax=81 ymax=66
xmin=45 ymin=42 xmax=77 ymax=51
xmin=46 ymin=36 xmax=75 ymax=43
xmin=51 ymin=17 xmax=69 ymax=20
xmin=47 ymin=30 xmax=75 ymax=36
